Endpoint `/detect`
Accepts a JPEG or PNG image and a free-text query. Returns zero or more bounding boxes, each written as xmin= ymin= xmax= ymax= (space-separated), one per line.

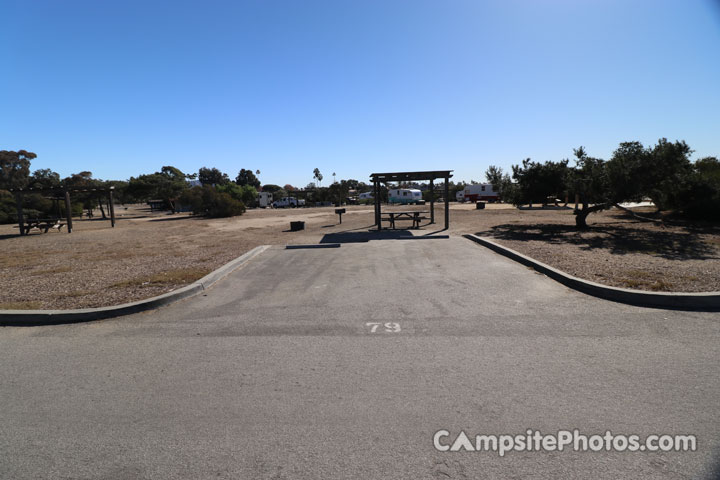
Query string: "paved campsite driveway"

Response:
xmin=1 ymin=237 xmax=719 ymax=479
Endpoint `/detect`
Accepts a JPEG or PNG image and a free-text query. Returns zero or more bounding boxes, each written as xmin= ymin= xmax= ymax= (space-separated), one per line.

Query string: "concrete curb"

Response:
xmin=0 ymin=245 xmax=271 ymax=326
xmin=464 ymin=234 xmax=720 ymax=311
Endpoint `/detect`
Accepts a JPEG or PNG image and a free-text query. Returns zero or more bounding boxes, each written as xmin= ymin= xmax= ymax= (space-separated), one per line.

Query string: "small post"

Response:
xmin=109 ymin=188 xmax=116 ymax=227
xmin=444 ymin=176 xmax=449 ymax=230
xmin=15 ymin=192 xmax=25 ymax=235
xmin=64 ymin=190 xmax=73 ymax=233
xmin=429 ymin=179 xmax=435 ymax=224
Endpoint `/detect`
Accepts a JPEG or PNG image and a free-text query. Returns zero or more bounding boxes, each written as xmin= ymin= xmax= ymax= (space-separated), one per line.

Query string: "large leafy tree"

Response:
xmin=511 ymin=159 xmax=569 ymax=207
xmin=198 ymin=167 xmax=230 ymax=186
xmin=0 ymin=150 xmax=35 ymax=190
xmin=645 ymin=138 xmax=693 ymax=211
xmin=235 ymin=169 xmax=260 ymax=188
xmin=673 ymin=156 xmax=720 ymax=220
xmin=567 ymin=147 xmax=614 ymax=228
xmin=484 ymin=165 xmax=514 ymax=201
xmin=126 ymin=166 xmax=191 ymax=212
xmin=28 ymin=169 xmax=61 ymax=190
xmin=567 ymin=139 xmax=699 ymax=227
xmin=217 ymin=183 xmax=258 ymax=206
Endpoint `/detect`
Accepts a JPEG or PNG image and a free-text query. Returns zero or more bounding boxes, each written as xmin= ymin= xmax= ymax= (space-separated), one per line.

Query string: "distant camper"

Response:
xmin=457 ymin=184 xmax=499 ymax=202
xmin=257 ymin=191 xmax=273 ymax=208
xmin=389 ymin=188 xmax=424 ymax=205
xmin=358 ymin=192 xmax=374 ymax=203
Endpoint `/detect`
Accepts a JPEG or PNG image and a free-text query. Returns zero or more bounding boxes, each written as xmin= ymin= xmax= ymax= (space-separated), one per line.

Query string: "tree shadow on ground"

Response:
xmin=477 ymin=223 xmax=719 ymax=260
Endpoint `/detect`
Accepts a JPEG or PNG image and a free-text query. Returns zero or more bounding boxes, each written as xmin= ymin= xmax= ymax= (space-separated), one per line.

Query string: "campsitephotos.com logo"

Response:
xmin=433 ymin=429 xmax=697 ymax=457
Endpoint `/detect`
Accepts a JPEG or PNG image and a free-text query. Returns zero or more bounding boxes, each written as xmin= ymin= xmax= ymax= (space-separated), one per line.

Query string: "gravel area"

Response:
xmin=471 ymin=207 xmax=720 ymax=293
xmin=1 ymin=203 xmax=718 ymax=310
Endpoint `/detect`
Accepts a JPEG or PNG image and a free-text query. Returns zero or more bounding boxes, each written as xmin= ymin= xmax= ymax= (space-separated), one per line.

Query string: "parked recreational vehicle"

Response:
xmin=389 ymin=188 xmax=424 ymax=205
xmin=257 ymin=191 xmax=273 ymax=208
xmin=272 ymin=197 xmax=298 ymax=208
xmin=358 ymin=192 xmax=374 ymax=200
xmin=458 ymin=184 xmax=499 ymax=202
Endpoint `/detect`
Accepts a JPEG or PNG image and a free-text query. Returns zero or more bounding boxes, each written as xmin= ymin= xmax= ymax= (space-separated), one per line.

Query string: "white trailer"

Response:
xmin=458 ymin=184 xmax=499 ymax=202
xmin=272 ymin=197 xmax=297 ymax=208
xmin=389 ymin=188 xmax=424 ymax=205
xmin=257 ymin=191 xmax=273 ymax=208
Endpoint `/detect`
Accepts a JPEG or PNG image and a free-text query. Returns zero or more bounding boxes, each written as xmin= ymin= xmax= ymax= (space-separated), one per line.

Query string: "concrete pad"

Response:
xmin=1 ymin=237 xmax=719 ymax=479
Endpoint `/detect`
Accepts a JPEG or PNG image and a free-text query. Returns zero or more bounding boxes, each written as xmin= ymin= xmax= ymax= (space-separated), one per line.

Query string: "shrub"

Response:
xmin=179 ymin=186 xmax=246 ymax=218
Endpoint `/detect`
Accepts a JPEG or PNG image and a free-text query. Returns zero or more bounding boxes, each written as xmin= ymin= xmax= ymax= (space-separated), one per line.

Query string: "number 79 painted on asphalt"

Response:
xmin=366 ymin=322 xmax=401 ymax=333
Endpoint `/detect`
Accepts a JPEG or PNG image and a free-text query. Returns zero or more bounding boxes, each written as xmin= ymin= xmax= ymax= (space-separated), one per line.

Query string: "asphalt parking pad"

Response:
xmin=1 ymin=237 xmax=719 ymax=479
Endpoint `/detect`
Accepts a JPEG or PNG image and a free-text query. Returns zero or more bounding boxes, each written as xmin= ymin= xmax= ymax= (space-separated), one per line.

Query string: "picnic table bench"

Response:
xmin=381 ymin=211 xmax=429 ymax=229
xmin=14 ymin=219 xmax=66 ymax=235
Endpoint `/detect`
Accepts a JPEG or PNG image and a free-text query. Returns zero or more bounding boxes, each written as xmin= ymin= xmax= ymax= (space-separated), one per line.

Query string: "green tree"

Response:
xmin=328 ymin=182 xmax=349 ymax=204
xmin=645 ymin=138 xmax=693 ymax=211
xmin=511 ymin=159 xmax=569 ymax=207
xmin=567 ymin=139 xmax=698 ymax=227
xmin=126 ymin=166 xmax=190 ymax=212
xmin=235 ymin=169 xmax=261 ymax=188
xmin=484 ymin=166 xmax=504 ymax=190
xmin=217 ymin=183 xmax=258 ymax=207
xmin=0 ymin=150 xmax=35 ymax=190
xmin=198 ymin=167 xmax=230 ymax=186
xmin=673 ymin=156 xmax=720 ymax=220
xmin=29 ymin=168 xmax=61 ymax=190
xmin=261 ymin=184 xmax=283 ymax=194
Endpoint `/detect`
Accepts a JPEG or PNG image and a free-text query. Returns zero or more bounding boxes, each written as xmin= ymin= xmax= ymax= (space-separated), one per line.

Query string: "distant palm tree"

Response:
xmin=313 ymin=168 xmax=323 ymax=187
xmin=332 ymin=172 xmax=336 ymax=184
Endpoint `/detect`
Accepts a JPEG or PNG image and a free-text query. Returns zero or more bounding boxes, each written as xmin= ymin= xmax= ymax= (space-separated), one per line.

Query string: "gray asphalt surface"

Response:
xmin=1 ymin=236 xmax=719 ymax=479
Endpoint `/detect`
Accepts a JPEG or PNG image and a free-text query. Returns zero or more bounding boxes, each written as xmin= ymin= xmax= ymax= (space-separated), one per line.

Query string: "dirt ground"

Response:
xmin=1 ymin=202 xmax=718 ymax=309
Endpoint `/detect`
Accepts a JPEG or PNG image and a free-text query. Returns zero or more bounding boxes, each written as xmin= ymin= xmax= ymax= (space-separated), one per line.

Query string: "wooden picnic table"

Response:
xmin=381 ymin=210 xmax=429 ymax=229
xmin=15 ymin=219 xmax=66 ymax=235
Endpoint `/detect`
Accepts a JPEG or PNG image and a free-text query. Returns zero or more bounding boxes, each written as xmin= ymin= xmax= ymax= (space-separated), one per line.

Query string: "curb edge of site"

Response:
xmin=0 ymin=245 xmax=271 ymax=327
xmin=464 ymin=234 xmax=720 ymax=311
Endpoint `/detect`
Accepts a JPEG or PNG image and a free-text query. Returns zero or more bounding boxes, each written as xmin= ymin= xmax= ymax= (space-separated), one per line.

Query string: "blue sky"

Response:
xmin=2 ymin=0 xmax=719 ymax=187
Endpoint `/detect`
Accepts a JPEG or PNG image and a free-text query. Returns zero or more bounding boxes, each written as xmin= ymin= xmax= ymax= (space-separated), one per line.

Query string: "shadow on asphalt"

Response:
xmin=320 ymin=230 xmax=449 ymax=244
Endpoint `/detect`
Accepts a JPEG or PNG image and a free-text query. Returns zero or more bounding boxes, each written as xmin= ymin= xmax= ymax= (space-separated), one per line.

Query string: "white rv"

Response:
xmin=256 ymin=191 xmax=273 ymax=208
xmin=272 ymin=197 xmax=306 ymax=208
xmin=457 ymin=184 xmax=499 ymax=202
xmin=358 ymin=192 xmax=374 ymax=203
xmin=388 ymin=188 xmax=424 ymax=205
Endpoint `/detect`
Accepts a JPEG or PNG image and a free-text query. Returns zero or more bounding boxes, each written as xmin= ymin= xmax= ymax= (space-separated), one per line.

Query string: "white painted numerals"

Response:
xmin=366 ymin=322 xmax=401 ymax=333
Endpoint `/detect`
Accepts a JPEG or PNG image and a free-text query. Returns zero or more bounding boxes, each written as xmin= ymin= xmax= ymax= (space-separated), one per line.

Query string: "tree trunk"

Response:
xmin=613 ymin=203 xmax=664 ymax=224
xmin=574 ymin=202 xmax=612 ymax=229
xmin=98 ymin=201 xmax=107 ymax=219
xmin=575 ymin=209 xmax=589 ymax=229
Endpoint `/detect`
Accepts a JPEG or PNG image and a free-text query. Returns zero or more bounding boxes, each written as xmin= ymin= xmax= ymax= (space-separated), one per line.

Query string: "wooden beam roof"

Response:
xmin=369 ymin=171 xmax=453 ymax=182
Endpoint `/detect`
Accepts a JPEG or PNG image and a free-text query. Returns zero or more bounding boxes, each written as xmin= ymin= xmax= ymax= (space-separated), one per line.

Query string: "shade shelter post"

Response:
xmin=15 ymin=192 xmax=25 ymax=235
xmin=429 ymin=179 xmax=435 ymax=224
xmin=109 ymin=187 xmax=116 ymax=228
xmin=444 ymin=174 xmax=450 ymax=230
xmin=64 ymin=191 xmax=73 ymax=233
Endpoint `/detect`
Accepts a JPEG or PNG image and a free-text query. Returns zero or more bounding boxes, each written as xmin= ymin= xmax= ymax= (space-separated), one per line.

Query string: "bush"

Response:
xmin=216 ymin=183 xmax=257 ymax=207
xmin=179 ymin=186 xmax=246 ymax=218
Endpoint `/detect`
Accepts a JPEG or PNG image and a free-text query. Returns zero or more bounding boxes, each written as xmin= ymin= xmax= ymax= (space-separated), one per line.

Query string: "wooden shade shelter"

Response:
xmin=10 ymin=186 xmax=116 ymax=235
xmin=369 ymin=170 xmax=453 ymax=230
